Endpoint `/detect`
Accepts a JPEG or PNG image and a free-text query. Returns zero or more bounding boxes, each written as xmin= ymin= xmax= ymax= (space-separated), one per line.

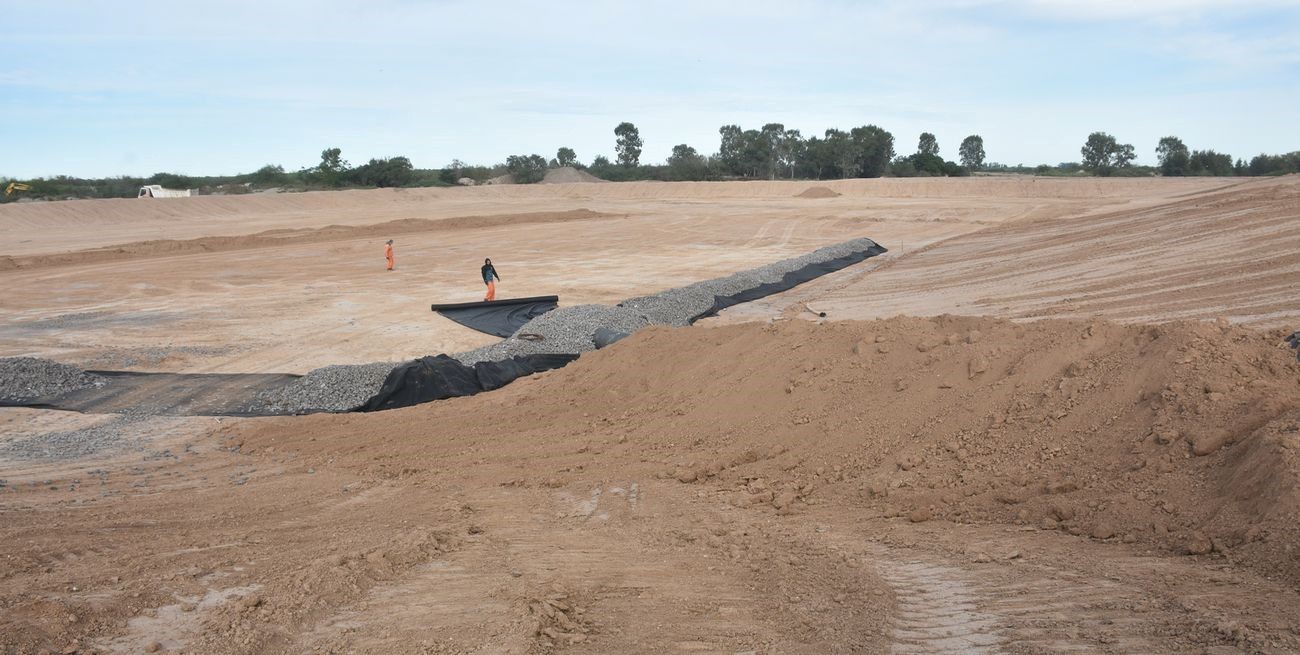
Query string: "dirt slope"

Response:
xmin=3 ymin=315 xmax=1299 ymax=653
xmin=806 ymin=175 xmax=1300 ymax=327
xmin=0 ymin=209 xmax=614 ymax=271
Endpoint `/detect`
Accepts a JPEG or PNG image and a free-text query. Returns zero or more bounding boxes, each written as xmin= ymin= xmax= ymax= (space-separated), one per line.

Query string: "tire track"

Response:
xmin=871 ymin=541 xmax=1263 ymax=654
xmin=876 ymin=558 xmax=1002 ymax=654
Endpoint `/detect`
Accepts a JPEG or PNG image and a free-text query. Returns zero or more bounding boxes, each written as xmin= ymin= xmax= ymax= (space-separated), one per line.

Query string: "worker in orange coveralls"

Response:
xmin=385 ymin=240 xmax=394 ymax=271
xmin=481 ymin=257 xmax=501 ymax=301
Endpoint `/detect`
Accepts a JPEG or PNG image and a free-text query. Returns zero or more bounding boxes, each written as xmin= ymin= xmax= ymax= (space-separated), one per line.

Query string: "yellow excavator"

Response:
xmin=5 ymin=182 xmax=30 ymax=197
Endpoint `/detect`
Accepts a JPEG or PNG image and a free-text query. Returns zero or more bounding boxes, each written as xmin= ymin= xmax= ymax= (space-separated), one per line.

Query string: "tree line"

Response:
xmin=562 ymin=122 xmax=983 ymax=182
xmin=3 ymin=124 xmax=1297 ymax=202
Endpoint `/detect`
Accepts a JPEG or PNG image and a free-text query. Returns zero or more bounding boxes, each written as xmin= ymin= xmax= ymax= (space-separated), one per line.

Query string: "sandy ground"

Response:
xmin=2 ymin=176 xmax=1299 ymax=654
xmin=719 ymin=177 xmax=1300 ymax=329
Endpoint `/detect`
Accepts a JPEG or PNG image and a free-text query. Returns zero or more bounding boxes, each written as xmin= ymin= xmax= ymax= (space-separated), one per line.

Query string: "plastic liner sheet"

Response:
xmin=431 ymin=296 xmax=560 ymax=338
xmin=360 ymin=353 xmax=578 ymax=412
xmin=688 ymin=243 xmax=889 ymax=323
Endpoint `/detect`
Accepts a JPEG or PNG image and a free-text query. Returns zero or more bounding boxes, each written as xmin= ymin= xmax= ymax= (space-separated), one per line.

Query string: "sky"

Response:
xmin=1 ymin=0 xmax=1298 ymax=178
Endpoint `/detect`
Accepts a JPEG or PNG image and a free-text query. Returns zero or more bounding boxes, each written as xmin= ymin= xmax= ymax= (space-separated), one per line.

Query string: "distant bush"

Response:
xmin=250 ymin=164 xmax=287 ymax=187
xmin=349 ymin=156 xmax=414 ymax=188
xmin=1187 ymin=150 xmax=1235 ymax=176
xmin=1248 ymin=152 xmax=1300 ymax=176
xmin=505 ymin=154 xmax=548 ymax=184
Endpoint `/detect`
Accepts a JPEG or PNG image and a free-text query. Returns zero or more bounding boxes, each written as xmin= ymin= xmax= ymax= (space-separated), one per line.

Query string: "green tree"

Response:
xmin=1187 ymin=150 xmax=1235 ymax=176
xmin=717 ymin=124 xmax=745 ymax=176
xmin=778 ymin=128 xmax=805 ymax=179
xmin=824 ymin=129 xmax=856 ymax=179
xmin=760 ymin=123 xmax=786 ymax=179
xmin=851 ymin=125 xmax=895 ymax=178
xmin=439 ymin=159 xmax=466 ymax=184
xmin=1155 ymin=137 xmax=1191 ymax=176
xmin=506 ymin=154 xmax=548 ymax=183
xmin=917 ymin=132 xmax=939 ymax=156
xmin=146 ymin=172 xmax=194 ymax=189
xmin=614 ymin=122 xmax=643 ymax=167
xmin=351 ymin=156 xmax=413 ymax=187
xmin=556 ymin=147 xmax=577 ymax=168
xmin=958 ymin=135 xmax=985 ymax=171
xmin=1080 ymin=132 xmax=1134 ymax=176
xmin=904 ymin=152 xmax=946 ymax=176
xmin=666 ymin=144 xmax=709 ymax=181
xmin=1115 ymin=143 xmax=1136 ymax=168
xmin=314 ymin=147 xmax=350 ymax=187
xmin=250 ymin=164 xmax=286 ymax=187
xmin=1248 ymin=152 xmax=1300 ymax=176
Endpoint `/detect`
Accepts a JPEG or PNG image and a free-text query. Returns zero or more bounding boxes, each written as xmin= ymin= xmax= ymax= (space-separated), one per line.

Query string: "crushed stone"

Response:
xmin=249 ymin=362 xmax=400 ymax=414
xmin=0 ymin=415 xmax=145 ymax=461
xmin=0 ymin=357 xmax=105 ymax=400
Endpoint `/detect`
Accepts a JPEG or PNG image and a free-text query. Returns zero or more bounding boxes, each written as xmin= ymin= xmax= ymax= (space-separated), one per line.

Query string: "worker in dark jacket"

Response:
xmin=482 ymin=258 xmax=501 ymax=301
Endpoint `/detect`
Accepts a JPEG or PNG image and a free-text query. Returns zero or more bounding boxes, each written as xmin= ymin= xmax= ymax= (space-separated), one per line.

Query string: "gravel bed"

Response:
xmin=0 ymin=357 xmax=105 ymax=400
xmin=249 ymin=361 xmax=399 ymax=414
xmin=0 ymin=415 xmax=143 ymax=461
xmin=454 ymin=305 xmax=652 ymax=365
xmin=620 ymin=238 xmax=878 ymax=326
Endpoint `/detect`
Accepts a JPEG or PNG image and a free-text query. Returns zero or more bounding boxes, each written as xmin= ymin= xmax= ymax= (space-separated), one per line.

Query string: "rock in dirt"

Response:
xmin=1091 ymin=523 xmax=1116 ymax=540
xmin=908 ymin=507 xmax=933 ymax=523
xmin=1191 ymin=429 xmax=1233 ymax=456
xmin=1050 ymin=503 xmax=1076 ymax=521
xmin=1185 ymin=532 xmax=1214 ymax=555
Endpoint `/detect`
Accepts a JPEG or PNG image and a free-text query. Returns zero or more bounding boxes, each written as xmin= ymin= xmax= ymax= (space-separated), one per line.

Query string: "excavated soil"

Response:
xmin=796 ymin=186 xmax=841 ymax=198
xmin=3 ymin=176 xmax=1300 ymax=654
xmin=2 ymin=316 xmax=1299 ymax=654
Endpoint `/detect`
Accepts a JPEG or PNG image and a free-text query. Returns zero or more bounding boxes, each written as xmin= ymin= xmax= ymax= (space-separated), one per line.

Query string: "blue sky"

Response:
xmin=2 ymin=0 xmax=1298 ymax=178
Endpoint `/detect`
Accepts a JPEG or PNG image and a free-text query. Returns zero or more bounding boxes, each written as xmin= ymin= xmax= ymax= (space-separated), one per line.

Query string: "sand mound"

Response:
xmin=542 ymin=167 xmax=606 ymax=184
xmin=486 ymin=167 xmax=607 ymax=186
xmin=796 ymin=186 xmax=841 ymax=198
xmin=253 ymin=315 xmax=1300 ymax=586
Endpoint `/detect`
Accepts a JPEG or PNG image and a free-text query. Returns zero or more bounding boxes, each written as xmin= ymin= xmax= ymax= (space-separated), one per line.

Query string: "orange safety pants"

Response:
xmin=484 ymin=279 xmax=496 ymax=301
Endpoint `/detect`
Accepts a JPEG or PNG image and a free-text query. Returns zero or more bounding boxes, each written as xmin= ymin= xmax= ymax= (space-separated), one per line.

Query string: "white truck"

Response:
xmin=138 ymin=185 xmax=192 ymax=198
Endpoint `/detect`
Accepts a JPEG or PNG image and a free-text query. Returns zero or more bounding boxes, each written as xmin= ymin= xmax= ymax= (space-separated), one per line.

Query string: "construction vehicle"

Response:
xmin=138 ymin=184 xmax=192 ymax=198
xmin=5 ymin=182 xmax=30 ymax=197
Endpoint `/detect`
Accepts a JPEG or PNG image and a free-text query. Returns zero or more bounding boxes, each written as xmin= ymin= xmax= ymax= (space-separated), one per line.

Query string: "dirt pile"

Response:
xmin=5 ymin=315 xmax=1300 ymax=653
xmin=796 ymin=186 xmax=841 ymax=198
xmin=261 ymin=315 xmax=1300 ymax=585
xmin=541 ymin=167 xmax=606 ymax=184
